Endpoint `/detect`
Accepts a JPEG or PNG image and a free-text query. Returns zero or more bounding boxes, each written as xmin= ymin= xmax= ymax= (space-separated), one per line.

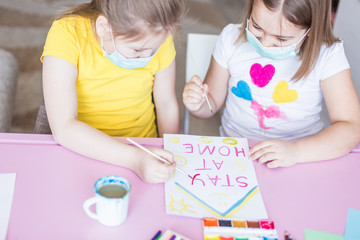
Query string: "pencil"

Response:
xmin=126 ymin=138 xmax=193 ymax=179
xmin=189 ymin=53 xmax=214 ymax=114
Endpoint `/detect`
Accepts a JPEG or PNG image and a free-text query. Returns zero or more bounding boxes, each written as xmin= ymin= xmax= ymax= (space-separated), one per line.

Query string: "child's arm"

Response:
xmin=250 ymin=69 xmax=360 ymax=167
xmin=42 ymin=55 xmax=176 ymax=183
xmin=183 ymin=57 xmax=230 ymax=118
xmin=153 ymin=60 xmax=180 ymax=137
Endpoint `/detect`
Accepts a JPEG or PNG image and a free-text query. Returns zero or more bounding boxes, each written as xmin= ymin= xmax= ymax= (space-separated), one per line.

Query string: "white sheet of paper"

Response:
xmin=164 ymin=134 xmax=268 ymax=219
xmin=0 ymin=173 xmax=16 ymax=240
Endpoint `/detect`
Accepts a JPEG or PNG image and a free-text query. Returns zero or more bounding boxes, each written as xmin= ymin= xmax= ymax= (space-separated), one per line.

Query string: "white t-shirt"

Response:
xmin=214 ymin=24 xmax=350 ymax=141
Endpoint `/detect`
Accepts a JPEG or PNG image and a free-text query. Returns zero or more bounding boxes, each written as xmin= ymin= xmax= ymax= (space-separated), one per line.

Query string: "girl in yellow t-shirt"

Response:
xmin=41 ymin=0 xmax=185 ymax=183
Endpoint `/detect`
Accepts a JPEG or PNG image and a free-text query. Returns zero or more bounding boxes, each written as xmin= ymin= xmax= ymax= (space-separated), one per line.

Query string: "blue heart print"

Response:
xmin=231 ymin=80 xmax=253 ymax=101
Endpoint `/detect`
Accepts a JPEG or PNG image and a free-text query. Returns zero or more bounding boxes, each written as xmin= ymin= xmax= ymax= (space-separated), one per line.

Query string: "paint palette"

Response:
xmin=203 ymin=217 xmax=278 ymax=240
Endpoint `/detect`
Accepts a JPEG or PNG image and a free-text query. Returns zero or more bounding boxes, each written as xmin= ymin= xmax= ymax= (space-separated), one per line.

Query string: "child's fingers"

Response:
xmin=183 ymin=86 xmax=206 ymax=112
xmin=202 ymin=83 xmax=210 ymax=94
xmin=185 ymin=81 xmax=204 ymax=95
xmin=154 ymin=161 xmax=176 ymax=182
xmin=183 ymin=88 xmax=203 ymax=104
xmin=147 ymin=174 xmax=169 ymax=183
xmin=183 ymin=90 xmax=204 ymax=103
xmin=155 ymin=148 xmax=175 ymax=164
xmin=154 ymin=149 xmax=177 ymax=178
xmin=257 ymin=152 xmax=277 ymax=165
xmin=250 ymin=145 xmax=271 ymax=161
xmin=150 ymin=148 xmax=177 ymax=167
xmin=249 ymin=140 xmax=273 ymax=156
xmin=190 ymin=75 xmax=204 ymax=87
xmin=266 ymin=160 xmax=282 ymax=168
xmin=143 ymin=160 xmax=172 ymax=183
xmin=166 ymin=162 xmax=176 ymax=178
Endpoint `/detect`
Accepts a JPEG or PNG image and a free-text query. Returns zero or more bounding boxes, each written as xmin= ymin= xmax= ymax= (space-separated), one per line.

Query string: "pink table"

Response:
xmin=1 ymin=133 xmax=359 ymax=240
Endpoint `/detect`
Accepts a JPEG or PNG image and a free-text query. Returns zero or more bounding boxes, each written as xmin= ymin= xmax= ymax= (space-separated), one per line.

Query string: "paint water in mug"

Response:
xmin=83 ymin=176 xmax=131 ymax=226
xmin=98 ymin=184 xmax=128 ymax=198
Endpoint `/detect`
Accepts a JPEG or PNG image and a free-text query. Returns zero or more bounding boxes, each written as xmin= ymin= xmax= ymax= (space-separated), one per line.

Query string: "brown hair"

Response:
xmin=58 ymin=0 xmax=186 ymax=39
xmin=238 ymin=0 xmax=339 ymax=81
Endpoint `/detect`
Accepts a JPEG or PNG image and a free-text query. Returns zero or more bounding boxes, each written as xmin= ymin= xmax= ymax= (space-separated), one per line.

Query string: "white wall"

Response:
xmin=321 ymin=0 xmax=360 ymax=127
xmin=333 ymin=0 xmax=360 ymax=95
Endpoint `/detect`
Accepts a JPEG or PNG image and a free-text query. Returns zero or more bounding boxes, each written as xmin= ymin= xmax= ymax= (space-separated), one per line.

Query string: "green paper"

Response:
xmin=305 ymin=229 xmax=344 ymax=240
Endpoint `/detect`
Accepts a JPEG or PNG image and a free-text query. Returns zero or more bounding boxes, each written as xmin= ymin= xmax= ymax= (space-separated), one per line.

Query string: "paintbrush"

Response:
xmin=126 ymin=138 xmax=193 ymax=179
xmin=189 ymin=53 xmax=214 ymax=114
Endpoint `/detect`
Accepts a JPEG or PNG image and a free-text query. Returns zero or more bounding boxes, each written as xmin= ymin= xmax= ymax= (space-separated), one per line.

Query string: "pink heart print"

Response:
xmin=250 ymin=63 xmax=275 ymax=88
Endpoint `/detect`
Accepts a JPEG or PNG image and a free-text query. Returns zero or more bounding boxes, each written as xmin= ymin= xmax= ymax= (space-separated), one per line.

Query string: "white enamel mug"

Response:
xmin=83 ymin=176 xmax=131 ymax=226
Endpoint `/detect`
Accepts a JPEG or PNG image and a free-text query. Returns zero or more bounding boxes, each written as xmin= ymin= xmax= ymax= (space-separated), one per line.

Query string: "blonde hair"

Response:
xmin=58 ymin=0 xmax=186 ymax=39
xmin=238 ymin=0 xmax=339 ymax=81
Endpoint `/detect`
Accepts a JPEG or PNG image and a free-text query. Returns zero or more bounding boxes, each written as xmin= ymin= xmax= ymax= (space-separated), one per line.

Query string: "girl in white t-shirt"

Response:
xmin=183 ymin=0 xmax=360 ymax=168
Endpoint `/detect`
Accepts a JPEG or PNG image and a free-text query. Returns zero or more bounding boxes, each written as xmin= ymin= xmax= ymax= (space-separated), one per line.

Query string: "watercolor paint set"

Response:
xmin=202 ymin=217 xmax=278 ymax=240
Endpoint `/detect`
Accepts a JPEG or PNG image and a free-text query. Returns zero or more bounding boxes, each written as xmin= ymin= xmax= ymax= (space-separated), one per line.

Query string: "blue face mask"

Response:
xmin=101 ymin=31 xmax=155 ymax=69
xmin=245 ymin=18 xmax=310 ymax=60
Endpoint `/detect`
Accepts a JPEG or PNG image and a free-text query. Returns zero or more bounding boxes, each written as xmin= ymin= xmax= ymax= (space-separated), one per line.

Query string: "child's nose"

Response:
xmin=260 ymin=34 xmax=274 ymax=48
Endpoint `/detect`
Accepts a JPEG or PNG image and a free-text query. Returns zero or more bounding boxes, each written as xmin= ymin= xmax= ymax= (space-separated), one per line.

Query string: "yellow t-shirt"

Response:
xmin=41 ymin=16 xmax=176 ymax=137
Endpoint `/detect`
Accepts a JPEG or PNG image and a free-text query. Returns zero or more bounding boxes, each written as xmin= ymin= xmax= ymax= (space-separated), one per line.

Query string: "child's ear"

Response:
xmin=95 ymin=15 xmax=111 ymax=37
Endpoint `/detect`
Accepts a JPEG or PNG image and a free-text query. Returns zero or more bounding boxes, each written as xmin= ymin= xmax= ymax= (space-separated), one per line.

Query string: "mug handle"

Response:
xmin=83 ymin=197 xmax=98 ymax=220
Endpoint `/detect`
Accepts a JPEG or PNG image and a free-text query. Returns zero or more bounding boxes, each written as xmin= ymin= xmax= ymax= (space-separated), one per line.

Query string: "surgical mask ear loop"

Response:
xmin=100 ymin=36 xmax=108 ymax=55
xmin=101 ymin=27 xmax=119 ymax=55
xmin=109 ymin=27 xmax=118 ymax=54
xmin=295 ymin=28 xmax=311 ymax=46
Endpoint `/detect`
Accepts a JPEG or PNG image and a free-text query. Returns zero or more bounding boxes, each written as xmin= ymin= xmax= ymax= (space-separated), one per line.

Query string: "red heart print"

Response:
xmin=250 ymin=63 xmax=275 ymax=88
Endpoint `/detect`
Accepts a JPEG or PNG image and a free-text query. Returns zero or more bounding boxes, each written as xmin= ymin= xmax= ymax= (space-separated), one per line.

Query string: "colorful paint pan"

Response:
xmin=220 ymin=236 xmax=234 ymax=240
xmin=260 ymin=220 xmax=275 ymax=230
xmin=246 ymin=221 xmax=260 ymax=228
xmin=204 ymin=217 xmax=219 ymax=227
xmin=218 ymin=219 xmax=232 ymax=227
xmin=232 ymin=220 xmax=247 ymax=228
xmin=202 ymin=217 xmax=278 ymax=240
xmin=203 ymin=218 xmax=274 ymax=230
xmin=204 ymin=235 xmax=220 ymax=240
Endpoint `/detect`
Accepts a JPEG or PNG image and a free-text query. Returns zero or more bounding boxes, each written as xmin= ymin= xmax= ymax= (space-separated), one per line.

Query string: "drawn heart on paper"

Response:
xmin=231 ymin=80 xmax=253 ymax=101
xmin=250 ymin=63 xmax=275 ymax=88
xmin=272 ymin=81 xmax=298 ymax=103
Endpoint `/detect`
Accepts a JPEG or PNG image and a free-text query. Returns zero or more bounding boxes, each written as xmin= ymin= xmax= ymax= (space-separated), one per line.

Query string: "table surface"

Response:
xmin=1 ymin=133 xmax=359 ymax=240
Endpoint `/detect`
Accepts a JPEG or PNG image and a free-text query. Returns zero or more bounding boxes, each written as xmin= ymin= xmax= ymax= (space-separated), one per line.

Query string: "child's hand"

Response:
xmin=249 ymin=139 xmax=299 ymax=168
xmin=183 ymin=75 xmax=209 ymax=112
xmin=134 ymin=148 xmax=176 ymax=183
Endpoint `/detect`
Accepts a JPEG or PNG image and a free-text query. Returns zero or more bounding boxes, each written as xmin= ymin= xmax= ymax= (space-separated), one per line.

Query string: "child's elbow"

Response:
xmin=353 ymin=121 xmax=360 ymax=144
xmin=51 ymin=127 xmax=65 ymax=146
xmin=50 ymin=121 xmax=72 ymax=146
xmin=345 ymin=119 xmax=360 ymax=150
